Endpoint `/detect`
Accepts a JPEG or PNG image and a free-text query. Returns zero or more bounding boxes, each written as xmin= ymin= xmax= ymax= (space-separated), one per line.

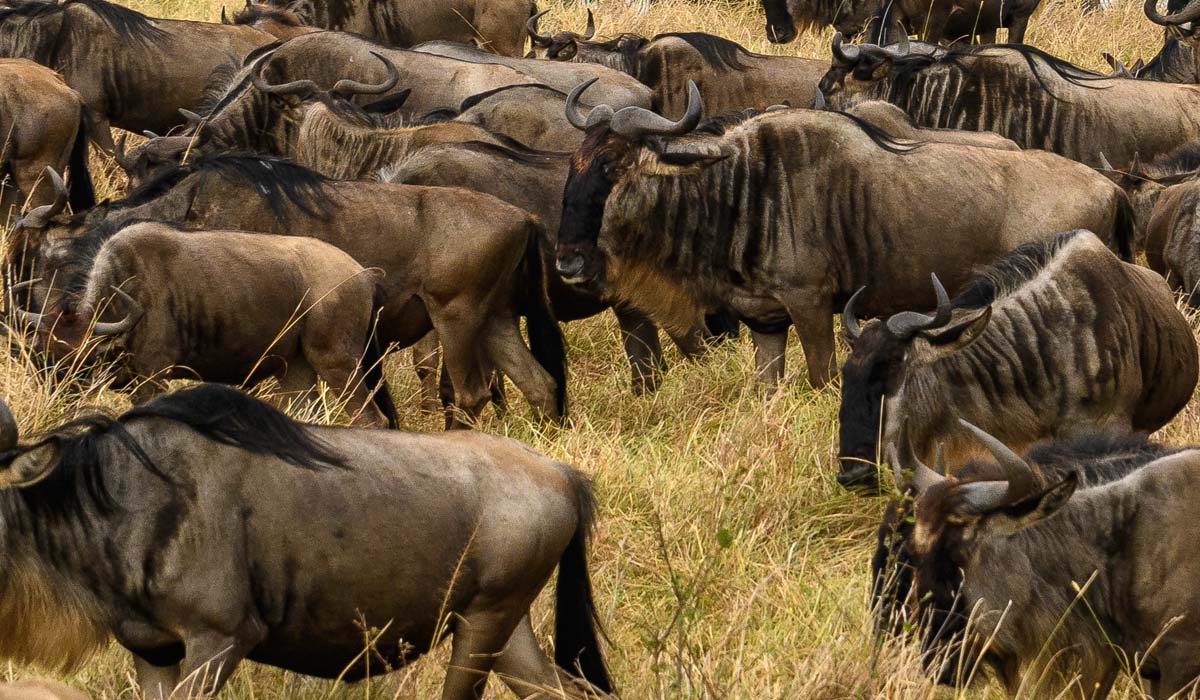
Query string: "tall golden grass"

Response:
xmin=0 ymin=0 xmax=1191 ymax=698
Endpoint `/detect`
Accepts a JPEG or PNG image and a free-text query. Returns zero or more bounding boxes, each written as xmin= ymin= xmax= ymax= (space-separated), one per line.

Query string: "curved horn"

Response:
xmin=832 ymin=32 xmax=861 ymax=63
xmin=957 ymin=419 xmax=1039 ymax=504
xmin=888 ymin=436 xmax=945 ymax=494
xmin=0 ymin=396 xmax=17 ymax=454
xmin=330 ymin=51 xmax=400 ymax=97
xmin=7 ymin=280 xmax=45 ymax=332
xmin=812 ymin=87 xmax=826 ymax=110
xmin=527 ymin=8 xmax=552 ymax=46
xmin=142 ymin=130 xmax=161 ymax=139
xmin=843 ymin=286 xmax=866 ymax=341
xmin=582 ymin=8 xmax=596 ymax=39
xmin=90 ymin=287 xmax=144 ymax=336
xmin=609 ymin=80 xmax=703 ymax=139
xmin=113 ymin=134 xmax=135 ymax=172
xmin=1102 ymin=52 xmax=1134 ymax=78
xmin=565 ymin=78 xmax=602 ymax=130
xmin=1098 ymin=151 xmax=1115 ymax=171
xmin=250 ymin=58 xmax=321 ymax=98
xmin=220 ymin=5 xmax=229 ymax=23
xmin=884 ymin=273 xmax=952 ymax=339
xmin=16 ymin=168 xmax=68 ymax=230
xmin=1145 ymin=0 xmax=1200 ymax=26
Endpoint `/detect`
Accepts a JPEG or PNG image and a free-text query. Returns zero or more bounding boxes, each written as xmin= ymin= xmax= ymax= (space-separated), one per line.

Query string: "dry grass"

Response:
xmin=0 ymin=0 xmax=1188 ymax=698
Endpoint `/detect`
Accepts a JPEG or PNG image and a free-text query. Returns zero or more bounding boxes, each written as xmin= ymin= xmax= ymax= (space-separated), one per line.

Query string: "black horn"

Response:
xmin=582 ymin=8 xmax=595 ymax=39
xmin=331 ymin=51 xmax=400 ymax=97
xmin=1145 ymin=0 xmax=1200 ymax=26
xmin=114 ymin=134 xmax=136 ymax=172
xmin=957 ymin=419 xmax=1041 ymax=509
xmin=15 ymin=168 xmax=68 ymax=230
xmin=885 ymin=273 xmax=952 ymax=339
xmin=608 ymin=80 xmax=704 ymax=139
xmin=9 ymin=280 xmax=46 ymax=331
xmin=527 ymin=9 xmax=552 ymax=46
xmin=91 ymin=287 xmax=145 ymax=337
xmin=832 ymin=32 xmax=861 ymax=63
xmin=843 ymin=286 xmax=866 ymax=341
xmin=565 ymin=79 xmax=613 ymax=130
xmin=252 ymin=59 xmax=321 ymax=97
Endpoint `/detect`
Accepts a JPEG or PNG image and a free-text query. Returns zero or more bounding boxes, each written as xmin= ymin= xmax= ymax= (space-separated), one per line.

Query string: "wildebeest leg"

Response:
xmin=435 ymin=310 xmax=491 ymax=429
xmin=1007 ymin=14 xmax=1031 ymax=43
xmin=614 ymin=306 xmax=665 ymax=395
xmin=170 ymin=629 xmax=262 ymax=698
xmin=483 ymin=317 xmax=558 ymax=420
xmin=301 ymin=332 xmax=388 ymax=429
xmin=751 ymin=330 xmax=787 ymax=387
xmin=441 ymin=606 xmax=528 ymax=700
xmin=414 ymin=331 xmax=442 ymax=414
xmin=666 ymin=322 xmax=709 ymax=359
xmin=493 ymin=616 xmax=597 ymax=699
xmin=786 ymin=299 xmax=835 ymax=389
xmin=134 ymin=657 xmax=181 ymax=700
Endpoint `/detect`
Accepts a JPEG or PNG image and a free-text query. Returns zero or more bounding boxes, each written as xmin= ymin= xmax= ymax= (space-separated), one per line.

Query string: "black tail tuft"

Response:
xmin=521 ymin=221 xmax=568 ymax=417
xmin=68 ymin=107 xmax=96 ymax=211
xmin=360 ymin=284 xmax=399 ymax=429
xmin=1112 ymin=191 xmax=1136 ymax=262
xmin=554 ymin=469 xmax=612 ymax=693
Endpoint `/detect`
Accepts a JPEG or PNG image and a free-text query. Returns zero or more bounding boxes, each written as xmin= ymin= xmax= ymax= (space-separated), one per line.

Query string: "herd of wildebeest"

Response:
xmin=10 ymin=0 xmax=1200 ymax=696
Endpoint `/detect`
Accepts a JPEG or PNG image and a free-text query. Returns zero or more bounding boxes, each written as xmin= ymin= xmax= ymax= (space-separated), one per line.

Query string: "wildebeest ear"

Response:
xmin=921 ymin=306 xmax=991 ymax=351
xmin=981 ymin=472 xmax=1078 ymax=535
xmin=0 ymin=441 xmax=59 ymax=489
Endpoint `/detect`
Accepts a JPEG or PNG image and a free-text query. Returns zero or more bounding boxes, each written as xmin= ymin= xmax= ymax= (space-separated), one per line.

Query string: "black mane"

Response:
xmin=4 ymin=385 xmax=344 ymax=524
xmin=459 ymin=83 xmax=567 ymax=112
xmin=1144 ymin=142 xmax=1200 ymax=180
xmin=64 ymin=0 xmax=167 ymax=45
xmin=693 ymin=108 xmax=920 ymax=154
xmin=114 ymin=153 xmax=338 ymax=223
xmin=890 ymin=43 xmax=1109 ymax=101
xmin=953 ymin=229 xmax=1085 ymax=309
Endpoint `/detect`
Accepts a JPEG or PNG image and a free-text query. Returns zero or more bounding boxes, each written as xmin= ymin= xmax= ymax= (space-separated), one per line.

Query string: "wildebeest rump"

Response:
xmin=260 ymin=0 xmax=535 ymax=55
xmin=890 ymin=420 xmax=1200 ymax=698
xmin=17 ymin=219 xmax=397 ymax=428
xmin=0 ymin=384 xmax=611 ymax=698
xmin=819 ymin=38 xmax=1200 ymax=169
xmin=555 ymin=82 xmax=1136 ymax=390
xmin=527 ymin=21 xmax=826 ymax=119
xmin=837 ymin=230 xmax=1196 ymax=490
xmin=11 ymin=155 xmax=567 ymax=428
xmin=0 ymin=0 xmax=273 ymax=135
xmin=0 ymin=60 xmax=95 ymax=221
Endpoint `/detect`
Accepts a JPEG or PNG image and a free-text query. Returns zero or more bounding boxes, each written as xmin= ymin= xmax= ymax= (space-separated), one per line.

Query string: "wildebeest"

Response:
xmin=452 ymin=84 xmax=587 ymax=151
xmin=555 ymin=81 xmax=1136 ymax=390
xmin=844 ymin=100 xmax=1020 ymax=150
xmin=1099 ymin=143 xmax=1200 ymax=258
xmin=16 ymin=220 xmax=397 ymax=428
xmin=0 ymin=383 xmax=611 ymax=698
xmin=759 ymin=0 xmax=1038 ymax=44
xmin=257 ymin=0 xmax=535 ymax=55
xmin=889 ymin=419 xmax=1200 ymax=698
xmin=413 ymin=39 xmax=654 ymax=110
xmin=223 ymin=1 xmax=317 ymax=40
xmin=1144 ymin=0 xmax=1200 ymax=82
xmin=1141 ymin=177 xmax=1200 ymax=301
xmin=837 ymin=230 xmax=1196 ymax=490
xmin=527 ymin=20 xmax=826 ymax=119
xmin=756 ymin=0 xmax=880 ymax=43
xmin=12 ymin=156 xmax=566 ymax=428
xmin=0 ymin=0 xmax=273 ymax=135
xmin=819 ymin=36 xmax=1200 ymax=168
xmin=0 ymin=61 xmax=95 ymax=221
xmin=0 ymin=681 xmax=90 ymax=700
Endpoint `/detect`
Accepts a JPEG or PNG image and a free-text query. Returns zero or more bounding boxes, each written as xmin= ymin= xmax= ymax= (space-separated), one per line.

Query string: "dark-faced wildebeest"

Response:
xmin=555 ymin=81 xmax=1136 ymax=390
xmin=836 ymin=230 xmax=1196 ymax=490
xmin=818 ymin=35 xmax=1200 ymax=169
xmin=0 ymin=383 xmax=611 ymax=698
xmin=15 ymin=220 xmax=397 ymax=428
xmin=527 ymin=20 xmax=828 ymax=119
xmin=889 ymin=420 xmax=1200 ymax=698
xmin=0 ymin=0 xmax=273 ymax=135
xmin=0 ymin=60 xmax=95 ymax=221
xmin=224 ymin=1 xmax=318 ymax=40
xmin=257 ymin=0 xmax=535 ymax=55
xmin=11 ymin=156 xmax=566 ymax=428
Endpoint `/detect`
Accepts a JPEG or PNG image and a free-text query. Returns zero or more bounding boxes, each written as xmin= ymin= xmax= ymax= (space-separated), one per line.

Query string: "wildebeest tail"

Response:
xmin=1112 ymin=192 xmax=1135 ymax=262
xmin=68 ymin=106 xmax=97 ymax=211
xmin=360 ymin=283 xmax=399 ymax=429
xmin=521 ymin=220 xmax=568 ymax=417
xmin=555 ymin=468 xmax=613 ymax=693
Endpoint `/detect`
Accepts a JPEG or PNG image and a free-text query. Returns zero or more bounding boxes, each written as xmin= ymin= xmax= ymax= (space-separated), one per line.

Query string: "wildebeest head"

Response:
xmin=892 ymin=420 xmax=1079 ymax=686
xmin=0 ymin=0 xmax=67 ymax=64
xmin=837 ymin=275 xmax=992 ymax=490
xmin=760 ymin=0 xmax=880 ymax=45
xmin=525 ymin=8 xmax=595 ymax=60
xmin=114 ymin=133 xmax=194 ymax=188
xmin=557 ymin=78 xmax=719 ymax=294
xmin=818 ymin=33 xmax=911 ymax=104
xmin=1145 ymin=0 xmax=1200 ymax=44
xmin=1099 ymin=146 xmax=1200 ymax=231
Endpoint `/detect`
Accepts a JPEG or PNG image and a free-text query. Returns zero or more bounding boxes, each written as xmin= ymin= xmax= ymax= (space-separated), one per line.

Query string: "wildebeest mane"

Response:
xmin=458 ymin=83 xmax=568 ymax=112
xmin=952 ymin=229 xmax=1084 ymax=309
xmin=1144 ymin=143 xmax=1200 ymax=180
xmin=233 ymin=3 xmax=304 ymax=26
xmin=890 ymin=43 xmax=1108 ymax=103
xmin=114 ymin=153 xmax=338 ymax=223
xmin=457 ymin=139 xmax=565 ymax=166
xmin=653 ymin=32 xmax=757 ymax=72
xmin=695 ymin=108 xmax=773 ymax=136
xmin=695 ymin=109 xmax=920 ymax=154
xmin=63 ymin=0 xmax=168 ymax=46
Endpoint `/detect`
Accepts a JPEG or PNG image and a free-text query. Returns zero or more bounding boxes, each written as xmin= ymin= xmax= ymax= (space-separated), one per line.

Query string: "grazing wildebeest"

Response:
xmin=872 ymin=432 xmax=1185 ymax=651
xmin=756 ymin=0 xmax=880 ymax=43
xmin=16 ymin=220 xmax=397 ymax=428
xmin=224 ymin=1 xmax=317 ymax=40
xmin=889 ymin=419 xmax=1200 ymax=698
xmin=836 ymin=230 xmax=1196 ymax=490
xmin=555 ymin=81 xmax=1136 ymax=390
xmin=819 ymin=36 xmax=1200 ymax=168
xmin=526 ymin=19 xmax=826 ymax=119
xmin=12 ymin=156 xmax=566 ymax=428
xmin=453 ymin=84 xmax=587 ymax=151
xmin=0 ymin=61 xmax=95 ymax=221
xmin=0 ymin=384 xmax=611 ymax=698
xmin=382 ymin=140 xmax=713 ymax=395
xmin=844 ymin=100 xmax=1020 ymax=150
xmin=257 ymin=0 xmax=535 ymax=55
xmin=0 ymin=0 xmax=273 ymax=135
xmin=413 ymin=39 xmax=653 ymax=110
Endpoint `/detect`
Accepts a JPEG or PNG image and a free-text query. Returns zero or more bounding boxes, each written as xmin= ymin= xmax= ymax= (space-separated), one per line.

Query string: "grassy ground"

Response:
xmin=0 ymin=0 xmax=1189 ymax=698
